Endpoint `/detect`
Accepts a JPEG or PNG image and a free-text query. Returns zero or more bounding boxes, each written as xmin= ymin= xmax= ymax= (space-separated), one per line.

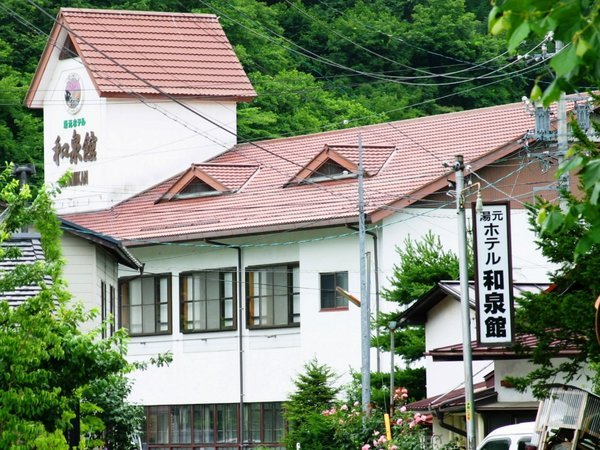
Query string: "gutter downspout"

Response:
xmin=206 ymin=240 xmax=244 ymax=448
xmin=434 ymin=410 xmax=468 ymax=437
xmin=348 ymin=225 xmax=381 ymax=371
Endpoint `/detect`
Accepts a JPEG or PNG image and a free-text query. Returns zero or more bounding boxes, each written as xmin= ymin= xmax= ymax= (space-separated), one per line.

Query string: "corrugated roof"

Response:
xmin=62 ymin=101 xmax=537 ymax=244
xmin=406 ymin=380 xmax=496 ymax=412
xmin=0 ymin=233 xmax=50 ymax=307
xmin=26 ymin=8 xmax=255 ymax=105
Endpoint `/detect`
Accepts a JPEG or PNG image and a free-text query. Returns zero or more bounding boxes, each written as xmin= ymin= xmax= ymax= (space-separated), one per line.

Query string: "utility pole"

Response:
xmin=453 ymin=155 xmax=476 ymax=450
xmin=555 ymin=42 xmax=570 ymax=199
xmin=358 ymin=133 xmax=371 ymax=416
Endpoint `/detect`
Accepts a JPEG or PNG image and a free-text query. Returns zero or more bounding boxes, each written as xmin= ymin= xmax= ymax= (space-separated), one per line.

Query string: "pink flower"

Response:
xmin=362 ymin=445 xmax=371 ymax=450
xmin=396 ymin=418 xmax=403 ymax=425
xmin=341 ymin=404 xmax=348 ymax=411
xmin=391 ymin=446 xmax=398 ymax=450
xmin=401 ymin=387 xmax=408 ymax=394
xmin=401 ymin=393 xmax=408 ymax=399
xmin=400 ymin=406 xmax=407 ymax=412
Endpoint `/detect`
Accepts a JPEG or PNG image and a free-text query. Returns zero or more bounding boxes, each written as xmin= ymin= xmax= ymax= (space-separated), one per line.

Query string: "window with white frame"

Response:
xmin=119 ymin=274 xmax=171 ymax=336
xmin=320 ymin=271 xmax=348 ymax=309
xmin=246 ymin=264 xmax=299 ymax=328
xmin=180 ymin=269 xmax=236 ymax=332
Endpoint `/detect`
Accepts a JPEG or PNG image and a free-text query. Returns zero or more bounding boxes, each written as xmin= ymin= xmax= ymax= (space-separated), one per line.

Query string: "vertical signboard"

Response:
xmin=472 ymin=202 xmax=514 ymax=346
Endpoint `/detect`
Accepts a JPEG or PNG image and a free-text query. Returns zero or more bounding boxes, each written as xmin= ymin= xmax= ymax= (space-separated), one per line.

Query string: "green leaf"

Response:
xmin=490 ymin=15 xmax=508 ymax=35
xmin=488 ymin=6 xmax=501 ymax=32
xmin=542 ymin=209 xmax=565 ymax=234
xmin=591 ymin=182 xmax=600 ymax=205
xmin=530 ymin=83 xmax=543 ymax=101
xmin=561 ymin=154 xmax=584 ymax=171
xmin=551 ymin=44 xmax=578 ymax=78
xmin=508 ymin=21 xmax=530 ymax=52
xmin=576 ymin=38 xmax=591 ymax=58
xmin=581 ymin=160 xmax=600 ymax=191
xmin=541 ymin=79 xmax=561 ymax=107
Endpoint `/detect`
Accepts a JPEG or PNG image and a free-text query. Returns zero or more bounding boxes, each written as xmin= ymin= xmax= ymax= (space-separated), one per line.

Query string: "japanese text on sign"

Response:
xmin=53 ymin=130 xmax=98 ymax=167
xmin=473 ymin=203 xmax=514 ymax=346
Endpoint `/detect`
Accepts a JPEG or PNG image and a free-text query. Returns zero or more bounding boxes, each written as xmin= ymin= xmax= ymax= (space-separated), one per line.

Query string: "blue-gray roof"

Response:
xmin=0 ymin=233 xmax=50 ymax=307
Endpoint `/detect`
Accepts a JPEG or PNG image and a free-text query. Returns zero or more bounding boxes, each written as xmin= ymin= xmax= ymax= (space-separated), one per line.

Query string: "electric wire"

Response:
xmin=11 ymin=2 xmax=554 ymax=243
xmin=197 ymin=0 xmax=550 ymax=87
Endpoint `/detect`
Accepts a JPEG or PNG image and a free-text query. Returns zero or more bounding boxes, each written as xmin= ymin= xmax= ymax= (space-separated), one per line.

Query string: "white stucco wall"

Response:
xmin=60 ymin=232 xmax=119 ymax=333
xmin=494 ymin=359 xmax=594 ymax=403
xmin=425 ymin=297 xmax=493 ymax=396
xmin=42 ymin=58 xmax=237 ymax=214
xmin=123 ymin=228 xmax=378 ymax=406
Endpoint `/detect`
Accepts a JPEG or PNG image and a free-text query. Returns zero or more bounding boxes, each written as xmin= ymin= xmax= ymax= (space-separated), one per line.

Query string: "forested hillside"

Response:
xmin=0 ymin=0 xmax=546 ymax=177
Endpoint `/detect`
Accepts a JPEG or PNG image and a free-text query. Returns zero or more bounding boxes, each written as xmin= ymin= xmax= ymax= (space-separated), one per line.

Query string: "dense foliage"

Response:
xmin=283 ymin=360 xmax=457 ymax=450
xmin=490 ymin=0 xmax=599 ymax=106
xmin=0 ymin=165 xmax=143 ymax=448
xmin=283 ymin=359 xmax=339 ymax=450
xmin=506 ymin=122 xmax=600 ymax=397
xmin=1 ymin=0 xmax=541 ymax=179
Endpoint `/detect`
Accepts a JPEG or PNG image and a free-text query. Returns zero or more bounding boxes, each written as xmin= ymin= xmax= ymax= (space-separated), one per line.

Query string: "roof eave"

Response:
xmin=60 ymin=219 xmax=142 ymax=270
xmin=122 ymin=216 xmax=366 ymax=247
xmin=370 ymin=138 xmax=526 ymax=223
xmin=25 ymin=11 xmax=65 ymax=108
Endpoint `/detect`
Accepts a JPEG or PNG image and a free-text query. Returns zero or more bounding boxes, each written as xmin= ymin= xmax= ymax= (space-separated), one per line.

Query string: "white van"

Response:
xmin=477 ymin=422 xmax=535 ymax=450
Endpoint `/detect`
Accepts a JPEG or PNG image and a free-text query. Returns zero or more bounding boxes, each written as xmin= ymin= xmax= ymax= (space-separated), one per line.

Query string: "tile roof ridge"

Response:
xmin=194 ymin=163 xmax=259 ymax=168
xmin=60 ymin=8 xmax=218 ymax=19
xmin=236 ymin=101 xmax=525 ymax=148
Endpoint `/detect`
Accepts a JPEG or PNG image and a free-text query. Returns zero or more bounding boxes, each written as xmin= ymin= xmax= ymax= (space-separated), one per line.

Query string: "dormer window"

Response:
xmin=287 ymin=144 xmax=396 ymax=186
xmin=157 ymin=163 xmax=259 ymax=203
xmin=175 ymin=179 xmax=219 ymax=199
xmin=307 ymin=160 xmax=355 ymax=182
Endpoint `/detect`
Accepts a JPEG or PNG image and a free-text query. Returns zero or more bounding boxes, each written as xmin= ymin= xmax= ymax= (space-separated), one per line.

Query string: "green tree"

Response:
xmin=377 ymin=232 xmax=461 ymax=362
xmin=505 ymin=125 xmax=600 ymax=397
xmin=238 ymin=69 xmax=381 ymax=140
xmin=0 ymin=165 xmax=142 ymax=448
xmin=373 ymin=232 xmax=463 ymax=402
xmin=283 ymin=359 xmax=339 ymax=450
xmin=489 ymin=0 xmax=600 ymax=105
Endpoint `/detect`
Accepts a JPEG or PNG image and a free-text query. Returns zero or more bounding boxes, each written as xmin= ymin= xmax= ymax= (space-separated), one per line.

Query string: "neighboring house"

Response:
xmin=0 ymin=232 xmax=49 ymax=306
xmin=0 ymin=201 xmax=141 ymax=332
xmin=58 ymin=218 xmax=142 ymax=333
xmin=24 ymin=6 xmax=591 ymax=450
xmin=401 ymin=281 xmax=591 ymax=447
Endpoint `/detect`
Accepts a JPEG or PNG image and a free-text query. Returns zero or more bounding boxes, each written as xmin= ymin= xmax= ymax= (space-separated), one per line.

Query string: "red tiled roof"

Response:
xmin=62 ymin=101 xmax=536 ymax=244
xmin=26 ymin=8 xmax=255 ymax=105
xmin=426 ymin=333 xmax=581 ymax=361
